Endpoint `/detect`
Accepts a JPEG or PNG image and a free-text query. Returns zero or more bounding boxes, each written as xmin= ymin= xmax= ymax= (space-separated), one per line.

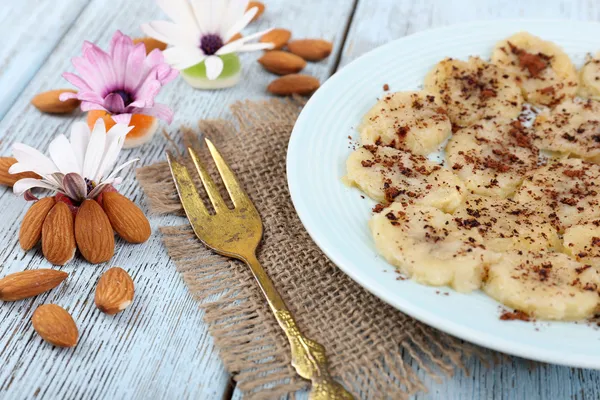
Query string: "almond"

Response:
xmin=0 ymin=269 xmax=68 ymax=301
xmin=267 ymin=74 xmax=320 ymax=96
xmin=95 ymin=267 xmax=134 ymax=315
xmin=0 ymin=157 xmax=40 ymax=187
xmin=133 ymin=37 xmax=167 ymax=54
xmin=258 ymin=51 xmax=306 ymax=75
xmin=102 ymin=192 xmax=151 ymax=243
xmin=260 ymin=28 xmax=291 ymax=50
xmin=31 ymin=89 xmax=80 ymax=114
xmin=227 ymin=32 xmax=243 ymax=44
xmin=75 ymin=200 xmax=114 ymax=264
xmin=32 ymin=304 xmax=78 ymax=347
xmin=247 ymin=1 xmax=265 ymax=21
xmin=20 ymin=197 xmax=55 ymax=250
xmin=42 ymin=202 xmax=76 ymax=266
xmin=287 ymin=39 xmax=333 ymax=62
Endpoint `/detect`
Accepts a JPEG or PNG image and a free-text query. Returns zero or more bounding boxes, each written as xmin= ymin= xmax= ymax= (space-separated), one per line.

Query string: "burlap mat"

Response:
xmin=136 ymin=98 xmax=488 ymax=399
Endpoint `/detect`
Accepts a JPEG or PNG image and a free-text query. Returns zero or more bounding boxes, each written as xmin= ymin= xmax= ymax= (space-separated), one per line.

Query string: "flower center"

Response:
xmin=113 ymin=89 xmax=133 ymax=106
xmin=200 ymin=34 xmax=223 ymax=55
xmin=85 ymin=178 xmax=95 ymax=194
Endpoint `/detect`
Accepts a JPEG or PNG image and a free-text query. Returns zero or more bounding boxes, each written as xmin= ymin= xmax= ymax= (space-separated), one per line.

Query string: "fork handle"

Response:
xmin=243 ymin=253 xmax=354 ymax=400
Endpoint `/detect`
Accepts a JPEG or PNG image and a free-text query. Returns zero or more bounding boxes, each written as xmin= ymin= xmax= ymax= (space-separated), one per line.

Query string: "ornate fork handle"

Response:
xmin=243 ymin=253 xmax=353 ymax=400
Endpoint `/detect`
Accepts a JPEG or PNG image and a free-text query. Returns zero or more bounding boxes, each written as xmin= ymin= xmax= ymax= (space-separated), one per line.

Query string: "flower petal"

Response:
xmin=111 ymin=113 xmax=132 ymax=125
xmin=62 ymin=173 xmax=87 ymax=201
xmin=204 ymin=56 xmax=224 ymax=80
xmin=131 ymin=103 xmax=174 ymax=124
xmin=124 ymin=42 xmax=147 ymax=91
xmin=222 ymin=0 xmax=249 ymax=40
xmin=224 ymin=6 xmax=257 ymax=41
xmin=12 ymin=143 xmax=58 ymax=176
xmin=95 ymin=123 xmax=132 ymax=181
xmin=235 ymin=42 xmax=276 ymax=52
xmin=82 ymin=118 xmax=107 ymax=180
xmin=163 ymin=46 xmax=205 ymax=69
xmin=49 ymin=134 xmax=80 ymax=175
xmin=156 ymin=0 xmax=200 ymax=35
xmin=104 ymin=93 xmax=127 ymax=114
xmin=216 ymin=28 xmax=273 ymax=55
xmin=109 ymin=31 xmax=133 ymax=88
xmin=147 ymin=21 xmax=198 ymax=47
xmin=13 ymin=178 xmax=58 ymax=195
xmin=62 ymin=72 xmax=92 ymax=92
xmin=107 ymin=158 xmax=140 ymax=180
xmin=80 ymin=101 xmax=109 ymax=112
xmin=70 ymin=122 xmax=91 ymax=172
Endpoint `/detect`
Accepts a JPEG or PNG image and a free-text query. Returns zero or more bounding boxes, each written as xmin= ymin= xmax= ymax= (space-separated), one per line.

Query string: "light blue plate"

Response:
xmin=287 ymin=19 xmax=600 ymax=369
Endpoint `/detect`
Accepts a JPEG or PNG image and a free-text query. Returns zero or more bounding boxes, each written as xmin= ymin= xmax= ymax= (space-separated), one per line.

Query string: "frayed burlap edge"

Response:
xmin=136 ymin=98 xmax=491 ymax=399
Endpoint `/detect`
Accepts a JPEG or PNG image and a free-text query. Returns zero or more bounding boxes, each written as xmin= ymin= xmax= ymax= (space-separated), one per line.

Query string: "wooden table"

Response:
xmin=1 ymin=1 xmax=600 ymax=399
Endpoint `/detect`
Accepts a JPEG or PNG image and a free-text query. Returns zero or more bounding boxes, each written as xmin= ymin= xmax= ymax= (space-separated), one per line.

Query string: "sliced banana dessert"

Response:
xmin=514 ymin=158 xmax=600 ymax=232
xmin=453 ymin=195 xmax=561 ymax=252
xmin=491 ymin=31 xmax=578 ymax=107
xmin=578 ymin=52 xmax=600 ymax=100
xmin=370 ymin=202 xmax=501 ymax=292
xmin=484 ymin=250 xmax=600 ymax=321
xmin=423 ymin=57 xmax=523 ymax=128
xmin=345 ymin=145 xmax=465 ymax=212
xmin=358 ymin=91 xmax=452 ymax=155
xmin=562 ymin=221 xmax=600 ymax=266
xmin=446 ymin=118 xmax=538 ymax=198
xmin=532 ymin=98 xmax=600 ymax=163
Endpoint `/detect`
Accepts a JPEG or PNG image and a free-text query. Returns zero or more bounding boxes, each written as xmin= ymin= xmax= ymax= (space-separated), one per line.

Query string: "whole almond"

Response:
xmin=75 ymin=200 xmax=114 ymax=264
xmin=268 ymin=74 xmax=320 ymax=96
xmin=102 ymin=192 xmax=151 ymax=244
xmin=260 ymin=28 xmax=291 ymax=50
xmin=0 ymin=157 xmax=40 ymax=187
xmin=247 ymin=1 xmax=265 ymax=21
xmin=42 ymin=202 xmax=76 ymax=266
xmin=227 ymin=32 xmax=243 ymax=44
xmin=95 ymin=267 xmax=134 ymax=315
xmin=133 ymin=37 xmax=167 ymax=54
xmin=258 ymin=51 xmax=306 ymax=75
xmin=32 ymin=304 xmax=78 ymax=347
xmin=0 ymin=269 xmax=68 ymax=301
xmin=31 ymin=89 xmax=80 ymax=114
xmin=287 ymin=39 xmax=333 ymax=62
xmin=20 ymin=197 xmax=56 ymax=250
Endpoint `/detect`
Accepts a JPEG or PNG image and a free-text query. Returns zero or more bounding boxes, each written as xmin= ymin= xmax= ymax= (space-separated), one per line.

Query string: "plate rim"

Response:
xmin=287 ymin=18 xmax=600 ymax=369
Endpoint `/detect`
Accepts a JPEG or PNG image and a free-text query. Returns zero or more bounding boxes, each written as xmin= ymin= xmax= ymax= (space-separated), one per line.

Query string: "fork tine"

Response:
xmin=165 ymin=151 xmax=210 ymax=218
xmin=187 ymin=147 xmax=229 ymax=213
xmin=204 ymin=138 xmax=253 ymax=208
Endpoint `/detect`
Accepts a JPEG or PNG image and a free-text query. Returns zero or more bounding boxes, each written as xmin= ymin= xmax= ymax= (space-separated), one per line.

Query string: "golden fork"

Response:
xmin=166 ymin=139 xmax=353 ymax=400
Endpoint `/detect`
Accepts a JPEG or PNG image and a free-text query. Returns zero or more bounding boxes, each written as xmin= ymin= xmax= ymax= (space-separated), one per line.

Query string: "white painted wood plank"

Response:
xmin=337 ymin=1 xmax=600 ymax=399
xmin=0 ymin=0 xmax=90 ymax=120
xmin=0 ymin=0 xmax=356 ymax=399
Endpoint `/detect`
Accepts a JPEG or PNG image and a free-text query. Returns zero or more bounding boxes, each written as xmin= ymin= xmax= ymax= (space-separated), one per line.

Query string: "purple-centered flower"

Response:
xmin=60 ymin=30 xmax=178 ymax=125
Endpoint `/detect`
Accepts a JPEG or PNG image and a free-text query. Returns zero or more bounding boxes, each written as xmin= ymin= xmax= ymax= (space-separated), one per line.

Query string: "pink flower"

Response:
xmin=60 ymin=30 xmax=178 ymax=125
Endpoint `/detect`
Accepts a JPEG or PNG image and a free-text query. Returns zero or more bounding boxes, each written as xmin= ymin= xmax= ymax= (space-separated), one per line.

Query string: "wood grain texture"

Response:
xmin=0 ymin=0 xmax=90 ymax=120
xmin=0 ymin=0 xmax=356 ymax=398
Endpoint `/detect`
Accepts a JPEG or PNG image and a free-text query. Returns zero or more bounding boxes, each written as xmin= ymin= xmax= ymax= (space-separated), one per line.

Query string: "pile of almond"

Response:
xmin=0 ymin=266 xmax=134 ymax=347
xmin=20 ymin=190 xmax=150 ymax=265
xmin=0 ymin=157 xmax=151 ymax=265
xmin=257 ymin=27 xmax=333 ymax=96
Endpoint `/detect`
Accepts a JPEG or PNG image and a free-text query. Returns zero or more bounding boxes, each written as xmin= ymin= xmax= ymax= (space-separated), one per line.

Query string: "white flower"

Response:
xmin=10 ymin=119 xmax=139 ymax=200
xmin=141 ymin=0 xmax=274 ymax=79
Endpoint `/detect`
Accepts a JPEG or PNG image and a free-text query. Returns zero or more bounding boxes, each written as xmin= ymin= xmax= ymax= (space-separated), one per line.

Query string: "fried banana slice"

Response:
xmin=345 ymin=145 xmax=465 ymax=212
xmin=446 ymin=118 xmax=538 ymax=198
xmin=491 ymin=31 xmax=578 ymax=107
xmin=424 ymin=57 xmax=523 ymax=127
xmin=358 ymin=91 xmax=452 ymax=155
